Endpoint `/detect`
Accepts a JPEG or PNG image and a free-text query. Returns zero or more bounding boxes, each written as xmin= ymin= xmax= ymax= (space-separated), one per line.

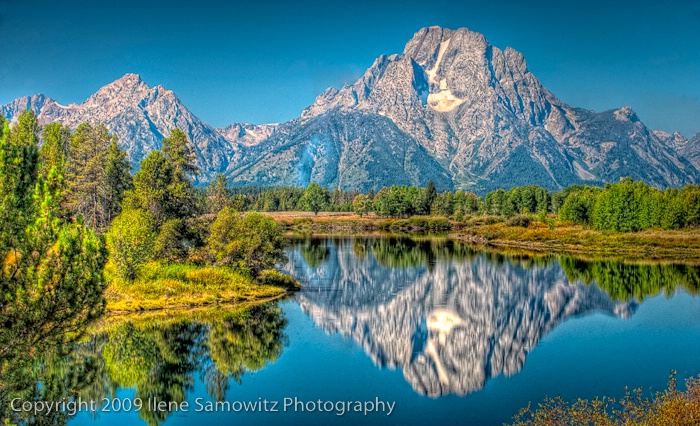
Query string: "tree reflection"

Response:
xmin=560 ymin=257 xmax=700 ymax=301
xmin=2 ymin=303 xmax=288 ymax=426
xmin=204 ymin=304 xmax=288 ymax=400
xmin=300 ymin=238 xmax=330 ymax=268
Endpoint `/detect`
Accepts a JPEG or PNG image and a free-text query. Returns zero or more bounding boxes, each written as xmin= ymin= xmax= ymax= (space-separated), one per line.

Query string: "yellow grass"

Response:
xmin=104 ymin=262 xmax=290 ymax=313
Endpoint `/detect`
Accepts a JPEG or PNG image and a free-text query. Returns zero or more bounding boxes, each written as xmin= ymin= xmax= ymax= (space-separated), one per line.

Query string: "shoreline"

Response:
xmin=263 ymin=212 xmax=700 ymax=263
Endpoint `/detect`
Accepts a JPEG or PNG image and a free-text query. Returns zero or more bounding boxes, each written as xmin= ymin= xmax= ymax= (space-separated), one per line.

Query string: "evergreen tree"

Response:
xmin=0 ymin=112 xmax=107 ymax=402
xmin=162 ymin=128 xmax=198 ymax=176
xmin=131 ymin=150 xmax=196 ymax=226
xmin=66 ymin=123 xmax=119 ymax=231
xmin=206 ymin=174 xmax=231 ymax=215
xmin=39 ymin=122 xmax=71 ymax=179
xmin=104 ymin=140 xmax=132 ymax=226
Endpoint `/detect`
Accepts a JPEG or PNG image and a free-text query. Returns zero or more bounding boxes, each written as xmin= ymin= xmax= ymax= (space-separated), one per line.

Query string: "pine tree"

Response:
xmin=162 ymin=128 xmax=198 ymax=176
xmin=39 ymin=122 xmax=71 ymax=179
xmin=103 ymin=140 xmax=132 ymax=225
xmin=66 ymin=123 xmax=117 ymax=231
xmin=206 ymin=173 xmax=231 ymax=215
xmin=0 ymin=112 xmax=107 ymax=402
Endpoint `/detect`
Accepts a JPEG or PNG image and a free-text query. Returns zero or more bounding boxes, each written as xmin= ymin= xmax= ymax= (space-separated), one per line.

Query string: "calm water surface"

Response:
xmin=66 ymin=236 xmax=700 ymax=425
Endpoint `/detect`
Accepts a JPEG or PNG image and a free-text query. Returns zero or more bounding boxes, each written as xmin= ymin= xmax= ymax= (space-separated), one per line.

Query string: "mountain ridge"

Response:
xmin=2 ymin=27 xmax=699 ymax=192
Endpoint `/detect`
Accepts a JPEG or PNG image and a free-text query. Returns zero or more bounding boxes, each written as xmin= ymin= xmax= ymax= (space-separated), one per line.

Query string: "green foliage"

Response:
xmin=162 ymin=128 xmax=198 ymax=176
xmin=206 ymin=173 xmax=231 ymax=214
xmin=207 ymin=209 xmax=286 ymax=276
xmin=0 ymin=111 xmax=107 ymax=409
xmin=559 ymin=188 xmax=597 ymax=226
xmin=131 ymin=150 xmax=196 ymax=226
xmin=66 ymin=123 xmax=130 ymax=232
xmin=299 ymin=183 xmax=330 ymax=215
xmin=39 ymin=122 xmax=70 ymax=179
xmin=154 ymin=219 xmax=188 ymax=262
xmin=352 ymin=193 xmax=372 ymax=217
xmin=106 ymin=208 xmax=156 ymax=280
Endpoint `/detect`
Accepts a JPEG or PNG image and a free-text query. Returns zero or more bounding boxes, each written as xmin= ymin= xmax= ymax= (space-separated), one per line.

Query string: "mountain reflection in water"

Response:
xmin=282 ymin=236 xmax=698 ymax=397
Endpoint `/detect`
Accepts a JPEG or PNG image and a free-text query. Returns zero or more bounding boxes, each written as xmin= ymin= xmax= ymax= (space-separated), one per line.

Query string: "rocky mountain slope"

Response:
xmin=1 ymin=74 xmax=240 ymax=182
xmin=3 ymin=27 xmax=699 ymax=191
xmin=217 ymin=122 xmax=278 ymax=147
xmin=286 ymin=26 xmax=698 ymax=192
xmin=282 ymin=237 xmax=635 ymax=396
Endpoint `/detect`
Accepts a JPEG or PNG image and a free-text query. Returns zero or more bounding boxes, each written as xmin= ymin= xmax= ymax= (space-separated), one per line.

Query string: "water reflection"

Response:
xmin=2 ymin=303 xmax=288 ymax=426
xmin=283 ymin=236 xmax=700 ymax=397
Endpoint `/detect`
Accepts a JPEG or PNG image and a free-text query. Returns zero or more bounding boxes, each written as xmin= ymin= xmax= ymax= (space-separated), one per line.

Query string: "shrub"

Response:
xmin=106 ymin=208 xmax=155 ymax=280
xmin=509 ymin=372 xmax=700 ymax=426
xmin=207 ymin=208 xmax=286 ymax=276
xmin=507 ymin=214 xmax=532 ymax=227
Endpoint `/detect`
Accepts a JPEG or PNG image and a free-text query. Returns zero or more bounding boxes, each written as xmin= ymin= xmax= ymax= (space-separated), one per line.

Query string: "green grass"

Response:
xmin=104 ymin=262 xmax=292 ymax=313
xmin=458 ymin=221 xmax=700 ymax=262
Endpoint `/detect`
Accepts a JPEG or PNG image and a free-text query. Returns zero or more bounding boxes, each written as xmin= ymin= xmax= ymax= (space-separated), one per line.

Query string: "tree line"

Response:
xmin=221 ymin=179 xmax=700 ymax=232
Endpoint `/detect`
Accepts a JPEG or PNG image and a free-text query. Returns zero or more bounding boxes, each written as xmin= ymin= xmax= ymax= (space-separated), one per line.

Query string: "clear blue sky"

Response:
xmin=1 ymin=0 xmax=699 ymax=136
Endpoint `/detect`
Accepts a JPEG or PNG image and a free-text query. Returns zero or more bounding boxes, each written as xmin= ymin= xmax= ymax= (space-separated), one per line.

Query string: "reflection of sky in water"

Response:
xmin=69 ymin=237 xmax=700 ymax=426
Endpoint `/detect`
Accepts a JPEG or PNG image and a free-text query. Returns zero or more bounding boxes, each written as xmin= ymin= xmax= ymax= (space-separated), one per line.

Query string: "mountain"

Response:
xmin=677 ymin=132 xmax=700 ymax=171
xmin=217 ymin=122 xmax=278 ymax=147
xmin=1 ymin=74 xmax=239 ymax=182
xmin=225 ymin=110 xmax=454 ymax=191
xmin=282 ymin=237 xmax=635 ymax=396
xmin=278 ymin=26 xmax=698 ymax=193
xmin=2 ymin=27 xmax=699 ymax=192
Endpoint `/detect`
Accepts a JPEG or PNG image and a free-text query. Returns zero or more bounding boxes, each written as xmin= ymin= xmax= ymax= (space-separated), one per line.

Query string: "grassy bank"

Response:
xmin=104 ymin=262 xmax=296 ymax=313
xmin=263 ymin=212 xmax=700 ymax=261
xmin=460 ymin=222 xmax=700 ymax=262
xmin=265 ymin=211 xmax=457 ymax=232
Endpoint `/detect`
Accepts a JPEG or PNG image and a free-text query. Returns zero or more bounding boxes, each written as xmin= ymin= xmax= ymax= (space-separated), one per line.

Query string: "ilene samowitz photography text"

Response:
xmin=8 ymin=397 xmax=396 ymax=417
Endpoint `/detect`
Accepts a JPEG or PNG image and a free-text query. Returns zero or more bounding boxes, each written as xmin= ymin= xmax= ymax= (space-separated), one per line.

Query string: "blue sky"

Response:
xmin=1 ymin=0 xmax=699 ymax=136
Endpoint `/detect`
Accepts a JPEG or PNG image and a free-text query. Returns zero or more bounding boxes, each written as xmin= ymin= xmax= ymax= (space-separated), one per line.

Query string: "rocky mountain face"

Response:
xmin=290 ymin=26 xmax=699 ymax=192
xmin=225 ymin=111 xmax=454 ymax=191
xmin=282 ymin=237 xmax=635 ymax=396
xmin=1 ymin=74 xmax=240 ymax=182
xmin=677 ymin=133 xmax=700 ymax=171
xmin=217 ymin=122 xmax=278 ymax=147
xmin=3 ymin=27 xmax=699 ymax=191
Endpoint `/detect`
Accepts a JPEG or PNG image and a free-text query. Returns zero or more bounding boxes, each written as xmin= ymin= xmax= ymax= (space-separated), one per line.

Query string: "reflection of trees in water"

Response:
xmin=204 ymin=304 xmax=288 ymax=401
xmin=3 ymin=303 xmax=288 ymax=426
xmin=561 ymin=257 xmax=700 ymax=301
xmin=300 ymin=237 xmax=330 ymax=268
xmin=102 ymin=321 xmax=202 ymax=426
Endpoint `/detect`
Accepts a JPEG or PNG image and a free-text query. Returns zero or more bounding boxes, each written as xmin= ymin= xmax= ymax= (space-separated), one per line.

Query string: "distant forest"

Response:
xmin=227 ymin=179 xmax=700 ymax=232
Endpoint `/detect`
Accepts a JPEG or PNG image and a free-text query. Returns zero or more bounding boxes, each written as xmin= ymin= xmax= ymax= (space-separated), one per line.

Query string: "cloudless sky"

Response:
xmin=1 ymin=0 xmax=699 ymax=136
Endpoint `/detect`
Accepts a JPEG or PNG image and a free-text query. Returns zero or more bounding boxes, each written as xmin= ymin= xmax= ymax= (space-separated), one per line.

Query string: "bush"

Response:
xmin=509 ymin=372 xmax=700 ymax=426
xmin=207 ymin=208 xmax=286 ymax=276
xmin=106 ymin=208 xmax=155 ymax=280
xmin=257 ymin=269 xmax=301 ymax=290
xmin=507 ymin=214 xmax=532 ymax=227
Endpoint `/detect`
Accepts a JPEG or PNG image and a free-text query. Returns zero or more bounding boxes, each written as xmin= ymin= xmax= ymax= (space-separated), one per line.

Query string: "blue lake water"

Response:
xmin=67 ymin=236 xmax=700 ymax=425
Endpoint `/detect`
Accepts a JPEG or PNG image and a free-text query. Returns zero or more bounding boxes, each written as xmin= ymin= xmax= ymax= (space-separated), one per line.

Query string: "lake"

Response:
xmin=59 ymin=236 xmax=700 ymax=425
